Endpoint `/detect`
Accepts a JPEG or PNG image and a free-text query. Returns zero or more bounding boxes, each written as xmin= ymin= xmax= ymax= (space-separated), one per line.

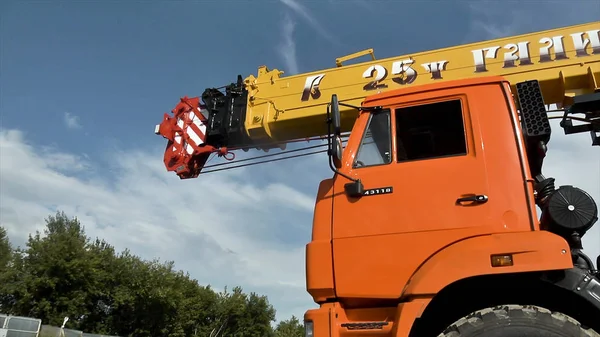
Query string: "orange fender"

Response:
xmin=402 ymin=230 xmax=573 ymax=297
xmin=392 ymin=231 xmax=573 ymax=336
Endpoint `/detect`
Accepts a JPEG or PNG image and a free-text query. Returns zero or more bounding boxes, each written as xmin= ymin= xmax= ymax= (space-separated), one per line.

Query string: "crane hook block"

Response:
xmin=155 ymin=96 xmax=221 ymax=179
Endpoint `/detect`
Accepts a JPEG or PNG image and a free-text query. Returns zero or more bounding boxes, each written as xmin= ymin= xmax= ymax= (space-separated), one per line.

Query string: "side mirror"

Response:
xmin=325 ymin=93 xmax=364 ymax=196
xmin=331 ymin=135 xmax=343 ymax=168
xmin=331 ymin=94 xmax=341 ymax=136
xmin=328 ymin=94 xmax=343 ymax=168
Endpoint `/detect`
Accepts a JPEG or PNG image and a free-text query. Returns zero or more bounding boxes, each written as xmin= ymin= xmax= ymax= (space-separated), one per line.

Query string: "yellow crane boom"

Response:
xmin=242 ymin=21 xmax=599 ymax=145
xmin=155 ymin=21 xmax=599 ymax=179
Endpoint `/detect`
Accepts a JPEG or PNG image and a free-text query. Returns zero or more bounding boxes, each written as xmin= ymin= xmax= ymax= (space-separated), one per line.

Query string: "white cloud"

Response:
xmin=278 ymin=13 xmax=300 ymax=75
xmin=0 ymin=128 xmax=322 ymax=323
xmin=64 ymin=112 xmax=82 ymax=129
xmin=278 ymin=0 xmax=337 ymax=44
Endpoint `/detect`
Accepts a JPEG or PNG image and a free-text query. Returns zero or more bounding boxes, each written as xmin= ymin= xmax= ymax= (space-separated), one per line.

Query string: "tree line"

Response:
xmin=0 ymin=212 xmax=305 ymax=337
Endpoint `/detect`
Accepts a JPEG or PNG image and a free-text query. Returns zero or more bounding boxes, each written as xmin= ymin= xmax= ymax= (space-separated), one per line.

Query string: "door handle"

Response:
xmin=456 ymin=194 xmax=488 ymax=205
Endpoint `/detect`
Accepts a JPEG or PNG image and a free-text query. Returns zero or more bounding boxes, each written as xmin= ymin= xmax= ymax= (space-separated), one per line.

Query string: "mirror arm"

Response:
xmin=327 ymin=152 xmax=358 ymax=183
xmin=338 ymin=102 xmax=383 ymax=112
xmin=326 ymin=102 xmax=359 ymax=183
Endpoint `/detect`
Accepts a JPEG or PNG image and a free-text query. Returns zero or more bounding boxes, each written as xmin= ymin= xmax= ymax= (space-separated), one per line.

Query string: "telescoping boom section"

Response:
xmin=155 ymin=22 xmax=600 ymax=178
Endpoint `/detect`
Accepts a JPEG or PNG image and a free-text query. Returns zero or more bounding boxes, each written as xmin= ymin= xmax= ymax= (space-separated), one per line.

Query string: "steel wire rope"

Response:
xmin=224 ymin=132 xmax=351 ymax=152
xmin=200 ymin=149 xmax=329 ymax=174
xmin=200 ymin=134 xmax=350 ymax=167
xmin=203 ymin=138 xmax=348 ymax=171
xmin=204 ymin=143 xmax=330 ymax=169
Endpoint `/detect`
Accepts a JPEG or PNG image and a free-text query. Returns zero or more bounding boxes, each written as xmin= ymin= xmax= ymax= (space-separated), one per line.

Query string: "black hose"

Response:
xmin=576 ymin=250 xmax=597 ymax=272
xmin=535 ymin=177 xmax=556 ymax=204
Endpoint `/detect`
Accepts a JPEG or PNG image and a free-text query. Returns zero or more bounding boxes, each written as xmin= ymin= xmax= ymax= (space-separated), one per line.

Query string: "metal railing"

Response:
xmin=0 ymin=314 xmax=119 ymax=337
xmin=0 ymin=313 xmax=42 ymax=337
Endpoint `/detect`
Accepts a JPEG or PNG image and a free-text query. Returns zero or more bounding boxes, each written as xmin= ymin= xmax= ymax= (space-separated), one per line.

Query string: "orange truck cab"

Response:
xmin=304 ymin=76 xmax=600 ymax=336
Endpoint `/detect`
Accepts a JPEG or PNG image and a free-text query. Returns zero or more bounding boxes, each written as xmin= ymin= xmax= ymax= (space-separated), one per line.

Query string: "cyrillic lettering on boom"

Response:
xmin=472 ymin=29 xmax=600 ymax=72
xmin=301 ymin=74 xmax=326 ymax=101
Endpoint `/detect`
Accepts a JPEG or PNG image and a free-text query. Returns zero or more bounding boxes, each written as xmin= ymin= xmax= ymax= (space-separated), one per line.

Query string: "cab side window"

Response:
xmin=353 ymin=109 xmax=392 ymax=168
xmin=395 ymin=99 xmax=467 ymax=162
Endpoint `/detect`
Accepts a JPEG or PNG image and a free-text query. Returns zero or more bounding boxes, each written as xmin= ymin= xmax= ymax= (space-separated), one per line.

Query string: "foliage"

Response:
xmin=0 ymin=226 xmax=14 ymax=312
xmin=0 ymin=226 xmax=11 ymax=271
xmin=0 ymin=211 xmax=305 ymax=337
xmin=275 ymin=315 xmax=305 ymax=337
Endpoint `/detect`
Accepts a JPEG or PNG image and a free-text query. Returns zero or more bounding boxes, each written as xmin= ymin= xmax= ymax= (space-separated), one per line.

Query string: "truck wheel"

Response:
xmin=438 ymin=304 xmax=599 ymax=337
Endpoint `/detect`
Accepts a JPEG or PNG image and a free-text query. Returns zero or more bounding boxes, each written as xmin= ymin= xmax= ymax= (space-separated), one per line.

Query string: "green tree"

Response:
xmin=0 ymin=226 xmax=13 ymax=274
xmin=78 ymin=237 xmax=119 ymax=334
xmin=4 ymin=212 xmax=106 ymax=329
xmin=215 ymin=286 xmax=277 ymax=337
xmin=106 ymin=250 xmax=226 ymax=337
xmin=0 ymin=212 xmax=284 ymax=337
xmin=0 ymin=226 xmax=11 ymax=270
xmin=0 ymin=226 xmax=15 ymax=312
xmin=275 ymin=315 xmax=304 ymax=337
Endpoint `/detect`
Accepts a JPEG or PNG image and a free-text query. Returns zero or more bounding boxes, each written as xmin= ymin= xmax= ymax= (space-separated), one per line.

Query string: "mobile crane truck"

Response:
xmin=155 ymin=21 xmax=600 ymax=336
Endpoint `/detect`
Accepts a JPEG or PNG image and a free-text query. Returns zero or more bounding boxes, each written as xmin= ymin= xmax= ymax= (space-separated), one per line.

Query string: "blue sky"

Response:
xmin=1 ymin=0 xmax=599 ymax=324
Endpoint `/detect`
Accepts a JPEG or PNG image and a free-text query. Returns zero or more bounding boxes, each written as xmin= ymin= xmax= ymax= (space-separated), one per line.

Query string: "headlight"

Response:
xmin=304 ymin=320 xmax=314 ymax=337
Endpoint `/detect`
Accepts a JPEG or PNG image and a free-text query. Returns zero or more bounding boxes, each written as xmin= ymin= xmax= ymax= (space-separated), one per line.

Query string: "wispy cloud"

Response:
xmin=64 ymin=112 xmax=82 ymax=129
xmin=278 ymin=0 xmax=337 ymax=44
xmin=464 ymin=0 xmax=600 ymax=42
xmin=278 ymin=13 xmax=299 ymax=75
xmin=348 ymin=0 xmax=376 ymax=13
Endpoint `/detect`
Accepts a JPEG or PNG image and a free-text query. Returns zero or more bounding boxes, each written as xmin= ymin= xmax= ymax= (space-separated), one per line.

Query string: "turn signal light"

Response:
xmin=491 ymin=254 xmax=513 ymax=267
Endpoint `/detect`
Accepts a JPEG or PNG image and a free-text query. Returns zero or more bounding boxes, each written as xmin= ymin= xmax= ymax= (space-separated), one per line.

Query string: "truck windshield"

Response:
xmin=353 ymin=109 xmax=392 ymax=168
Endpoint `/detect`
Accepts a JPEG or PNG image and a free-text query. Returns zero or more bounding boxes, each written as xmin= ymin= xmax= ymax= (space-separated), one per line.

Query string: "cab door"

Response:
xmin=331 ymin=93 xmax=492 ymax=298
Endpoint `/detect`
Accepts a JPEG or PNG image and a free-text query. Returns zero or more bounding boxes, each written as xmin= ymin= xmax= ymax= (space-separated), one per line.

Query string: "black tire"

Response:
xmin=438 ymin=304 xmax=599 ymax=337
